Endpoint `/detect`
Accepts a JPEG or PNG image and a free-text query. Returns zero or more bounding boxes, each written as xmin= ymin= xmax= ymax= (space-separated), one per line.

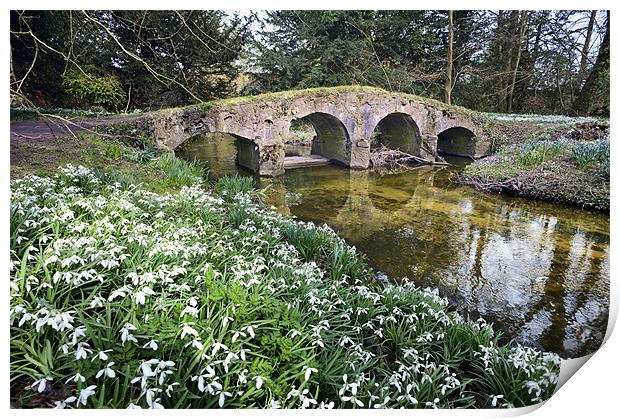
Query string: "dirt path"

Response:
xmin=10 ymin=115 xmax=141 ymax=179
xmin=10 ymin=115 xmax=140 ymax=143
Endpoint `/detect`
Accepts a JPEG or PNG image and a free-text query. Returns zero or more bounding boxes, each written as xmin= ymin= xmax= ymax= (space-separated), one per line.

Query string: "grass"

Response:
xmin=10 ymin=166 xmax=560 ymax=409
xmin=11 ymin=132 xmax=203 ymax=194
xmin=149 ymin=154 xmax=205 ymax=188
xmin=459 ymin=133 xmax=610 ymax=211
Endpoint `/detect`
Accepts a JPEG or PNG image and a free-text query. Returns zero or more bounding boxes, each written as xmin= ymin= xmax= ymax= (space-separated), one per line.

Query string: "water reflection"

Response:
xmin=180 ymin=134 xmax=610 ymax=359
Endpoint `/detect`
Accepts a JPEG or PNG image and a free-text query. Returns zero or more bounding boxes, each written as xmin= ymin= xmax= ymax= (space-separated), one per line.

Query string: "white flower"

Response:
xmin=135 ymin=287 xmax=155 ymax=305
xmin=243 ymin=325 xmax=255 ymax=338
xmin=303 ymin=366 xmax=318 ymax=382
xmin=143 ymin=340 xmax=158 ymax=351
xmin=145 ymin=388 xmax=162 ymax=408
xmin=180 ymin=323 xmax=199 ymax=339
xmin=120 ymin=323 xmax=138 ymax=346
xmin=231 ymin=330 xmax=246 ymax=343
xmin=180 ymin=305 xmax=199 ymax=318
xmin=165 ymin=382 xmax=180 ymax=397
xmin=76 ymin=385 xmax=97 ymax=406
xmin=254 ymin=375 xmax=264 ymax=390
xmin=96 ymin=362 xmax=116 ymax=379
xmin=211 ymin=342 xmax=228 ymax=356
xmin=491 ymin=394 xmax=504 ymax=407
xmin=92 ymin=349 xmax=113 ymax=361
xmin=53 ymin=396 xmax=77 ymax=409
xmin=89 ymin=296 xmax=104 ymax=308
xmin=127 ymin=403 xmax=142 ymax=409
xmin=32 ymin=376 xmax=52 ymax=393
xmin=222 ymin=316 xmax=234 ymax=328
xmin=75 ymin=343 xmax=93 ymax=360
xmin=216 ymin=390 xmax=233 ymax=407
xmin=185 ymin=339 xmax=204 ymax=350
xmin=340 ymin=394 xmax=363 ymax=407
xmin=65 ymin=372 xmax=86 ymax=384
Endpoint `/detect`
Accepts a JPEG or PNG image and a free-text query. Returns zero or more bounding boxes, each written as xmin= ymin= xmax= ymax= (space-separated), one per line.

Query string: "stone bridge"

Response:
xmin=119 ymin=86 xmax=495 ymax=176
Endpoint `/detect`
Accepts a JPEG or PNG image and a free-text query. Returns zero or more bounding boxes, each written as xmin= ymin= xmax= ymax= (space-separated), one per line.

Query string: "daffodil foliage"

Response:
xmin=10 ymin=166 xmax=560 ymax=409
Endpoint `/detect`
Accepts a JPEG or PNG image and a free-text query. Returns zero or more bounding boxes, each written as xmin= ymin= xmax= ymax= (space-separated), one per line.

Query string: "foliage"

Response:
xmin=149 ymin=154 xmax=205 ymax=188
xmin=500 ymin=140 xmax=569 ymax=167
xmin=10 ymin=166 xmax=561 ymax=408
xmin=61 ymin=71 xmax=126 ymax=111
xmin=571 ymin=138 xmax=610 ymax=173
xmin=11 ymin=11 xmax=250 ymax=110
xmin=214 ymin=175 xmax=256 ymax=201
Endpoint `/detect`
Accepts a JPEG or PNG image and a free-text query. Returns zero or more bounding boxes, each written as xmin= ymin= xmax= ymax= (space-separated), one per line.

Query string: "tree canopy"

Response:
xmin=10 ymin=10 xmax=609 ymax=116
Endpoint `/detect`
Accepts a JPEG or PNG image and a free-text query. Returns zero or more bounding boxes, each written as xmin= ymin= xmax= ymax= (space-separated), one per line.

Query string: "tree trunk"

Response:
xmin=578 ymin=10 xmax=597 ymax=86
xmin=507 ymin=11 xmax=528 ymax=113
xmin=573 ymin=12 xmax=610 ymax=116
xmin=444 ymin=10 xmax=454 ymax=105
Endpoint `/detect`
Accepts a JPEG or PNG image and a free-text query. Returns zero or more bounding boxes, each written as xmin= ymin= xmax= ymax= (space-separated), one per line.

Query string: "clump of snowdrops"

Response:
xmin=10 ymin=165 xmax=560 ymax=409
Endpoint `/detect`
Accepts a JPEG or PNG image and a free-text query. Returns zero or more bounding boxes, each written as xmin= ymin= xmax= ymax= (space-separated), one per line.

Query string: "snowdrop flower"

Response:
xmin=143 ymin=340 xmax=158 ymax=351
xmin=184 ymin=339 xmax=203 ymax=350
xmin=90 ymin=295 xmax=104 ymax=308
xmin=76 ymin=385 xmax=97 ymax=406
xmin=216 ymin=389 xmax=233 ymax=407
xmin=303 ymin=366 xmax=318 ymax=382
xmin=53 ymin=396 xmax=77 ymax=409
xmin=221 ymin=316 xmax=234 ymax=328
xmin=254 ymin=375 xmax=264 ymax=389
xmin=231 ymin=330 xmax=246 ymax=343
xmin=75 ymin=343 xmax=93 ymax=360
xmin=425 ymin=398 xmax=440 ymax=409
xmin=145 ymin=388 xmax=163 ymax=408
xmin=96 ymin=362 xmax=116 ymax=379
xmin=120 ymin=323 xmax=138 ymax=346
xmin=180 ymin=323 xmax=199 ymax=339
xmin=165 ymin=382 xmax=180 ymax=397
xmin=341 ymin=394 xmax=364 ymax=407
xmin=127 ymin=403 xmax=142 ymax=409
xmin=243 ymin=325 xmax=255 ymax=338
xmin=92 ymin=349 xmax=113 ymax=361
xmin=65 ymin=372 xmax=86 ymax=384
xmin=31 ymin=376 xmax=52 ymax=393
xmin=180 ymin=305 xmax=199 ymax=318
xmin=135 ymin=287 xmax=155 ymax=305
xmin=490 ymin=394 xmax=504 ymax=407
xmin=211 ymin=342 xmax=228 ymax=356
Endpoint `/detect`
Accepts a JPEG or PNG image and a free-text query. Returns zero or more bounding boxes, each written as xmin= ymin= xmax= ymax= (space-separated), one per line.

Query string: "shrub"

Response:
xmin=62 ymin=71 xmax=126 ymax=111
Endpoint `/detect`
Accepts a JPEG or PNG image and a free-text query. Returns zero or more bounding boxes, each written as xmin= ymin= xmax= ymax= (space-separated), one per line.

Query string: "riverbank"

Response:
xmin=10 ymin=133 xmax=561 ymax=408
xmin=458 ymin=120 xmax=609 ymax=211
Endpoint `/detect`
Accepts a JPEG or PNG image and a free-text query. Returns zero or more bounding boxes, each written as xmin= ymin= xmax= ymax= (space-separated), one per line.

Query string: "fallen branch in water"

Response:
xmin=370 ymin=145 xmax=449 ymax=168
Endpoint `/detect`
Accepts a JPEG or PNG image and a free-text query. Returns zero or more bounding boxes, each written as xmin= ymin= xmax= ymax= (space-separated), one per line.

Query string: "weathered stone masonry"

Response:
xmin=109 ymin=87 xmax=495 ymax=176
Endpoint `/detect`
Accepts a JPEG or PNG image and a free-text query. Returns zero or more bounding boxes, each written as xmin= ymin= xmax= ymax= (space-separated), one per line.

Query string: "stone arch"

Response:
xmin=371 ymin=113 xmax=422 ymax=155
xmin=174 ymin=131 xmax=261 ymax=175
xmin=437 ymin=127 xmax=477 ymax=158
xmin=294 ymin=112 xmax=350 ymax=166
